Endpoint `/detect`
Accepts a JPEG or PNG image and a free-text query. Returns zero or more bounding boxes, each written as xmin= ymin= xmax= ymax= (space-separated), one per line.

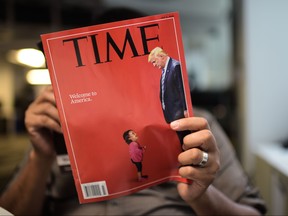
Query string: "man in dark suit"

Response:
xmin=148 ymin=47 xmax=189 ymax=144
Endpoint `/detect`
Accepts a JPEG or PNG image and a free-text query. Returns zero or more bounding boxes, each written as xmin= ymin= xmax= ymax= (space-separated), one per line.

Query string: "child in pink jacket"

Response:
xmin=123 ymin=129 xmax=148 ymax=182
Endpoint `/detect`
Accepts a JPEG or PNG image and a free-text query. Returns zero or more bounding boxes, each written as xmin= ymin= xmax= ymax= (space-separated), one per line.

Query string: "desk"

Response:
xmin=254 ymin=143 xmax=288 ymax=216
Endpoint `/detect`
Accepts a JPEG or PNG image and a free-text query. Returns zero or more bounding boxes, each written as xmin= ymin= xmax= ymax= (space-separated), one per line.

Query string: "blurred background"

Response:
xmin=0 ymin=0 xmax=288 ymax=214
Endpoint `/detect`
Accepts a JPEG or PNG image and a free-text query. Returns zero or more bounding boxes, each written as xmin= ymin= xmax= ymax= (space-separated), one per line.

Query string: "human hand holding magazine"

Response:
xmin=41 ymin=11 xmax=193 ymax=204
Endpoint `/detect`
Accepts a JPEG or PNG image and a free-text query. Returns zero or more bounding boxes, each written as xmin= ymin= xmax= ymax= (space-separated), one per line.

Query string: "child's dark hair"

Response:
xmin=123 ymin=129 xmax=132 ymax=144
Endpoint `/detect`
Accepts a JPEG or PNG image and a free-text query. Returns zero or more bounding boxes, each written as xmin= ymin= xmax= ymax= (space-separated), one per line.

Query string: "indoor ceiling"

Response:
xmin=0 ymin=0 xmax=233 ymax=60
xmin=0 ymin=0 xmax=104 ymax=27
xmin=0 ymin=0 xmax=231 ymax=27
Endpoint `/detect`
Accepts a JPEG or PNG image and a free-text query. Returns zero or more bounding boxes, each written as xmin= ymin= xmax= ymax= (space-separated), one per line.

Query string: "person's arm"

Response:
xmin=0 ymin=86 xmax=61 ymax=215
xmin=0 ymin=151 xmax=54 ymax=215
xmin=171 ymin=117 xmax=263 ymax=215
xmin=183 ymin=184 xmax=261 ymax=215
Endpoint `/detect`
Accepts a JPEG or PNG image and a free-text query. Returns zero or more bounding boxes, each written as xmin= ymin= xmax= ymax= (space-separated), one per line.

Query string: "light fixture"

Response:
xmin=26 ymin=69 xmax=51 ymax=85
xmin=7 ymin=48 xmax=46 ymax=68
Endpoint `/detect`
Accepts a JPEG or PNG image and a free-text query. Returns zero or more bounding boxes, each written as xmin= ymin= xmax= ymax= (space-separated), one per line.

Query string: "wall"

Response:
xmin=0 ymin=61 xmax=14 ymax=120
xmin=241 ymin=0 xmax=288 ymax=173
xmin=105 ymin=0 xmax=233 ymax=91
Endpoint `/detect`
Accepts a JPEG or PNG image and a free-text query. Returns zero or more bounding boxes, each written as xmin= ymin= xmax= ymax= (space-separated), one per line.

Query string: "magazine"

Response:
xmin=41 ymin=11 xmax=193 ymax=204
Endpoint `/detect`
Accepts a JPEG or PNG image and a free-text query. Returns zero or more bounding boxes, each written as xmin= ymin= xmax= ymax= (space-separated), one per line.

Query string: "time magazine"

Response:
xmin=41 ymin=11 xmax=193 ymax=204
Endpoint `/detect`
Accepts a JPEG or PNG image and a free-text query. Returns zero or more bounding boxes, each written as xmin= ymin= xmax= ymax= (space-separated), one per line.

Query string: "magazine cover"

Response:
xmin=41 ymin=11 xmax=193 ymax=204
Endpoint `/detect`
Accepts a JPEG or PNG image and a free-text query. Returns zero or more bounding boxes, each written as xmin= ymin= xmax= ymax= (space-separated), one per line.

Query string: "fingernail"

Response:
xmin=170 ymin=121 xmax=179 ymax=129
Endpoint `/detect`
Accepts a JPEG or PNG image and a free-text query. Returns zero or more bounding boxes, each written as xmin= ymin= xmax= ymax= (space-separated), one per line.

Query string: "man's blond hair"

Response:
xmin=148 ymin=47 xmax=168 ymax=62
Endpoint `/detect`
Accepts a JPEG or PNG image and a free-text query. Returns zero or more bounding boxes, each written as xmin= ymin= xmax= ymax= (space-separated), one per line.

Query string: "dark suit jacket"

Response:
xmin=160 ymin=58 xmax=187 ymax=123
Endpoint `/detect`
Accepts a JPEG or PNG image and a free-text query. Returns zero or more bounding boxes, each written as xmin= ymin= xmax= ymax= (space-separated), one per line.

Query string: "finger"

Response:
xmin=178 ymin=165 xmax=212 ymax=183
xmin=178 ymin=147 xmax=204 ymax=166
xmin=25 ymin=102 xmax=62 ymax=133
xmin=179 ymin=155 xmax=219 ymax=182
xmin=182 ymin=129 xmax=215 ymax=151
xmin=170 ymin=117 xmax=210 ymax=132
xmin=35 ymin=102 xmax=60 ymax=123
xmin=25 ymin=108 xmax=62 ymax=134
xmin=28 ymin=99 xmax=60 ymax=124
xmin=34 ymin=86 xmax=56 ymax=106
xmin=25 ymin=101 xmax=61 ymax=131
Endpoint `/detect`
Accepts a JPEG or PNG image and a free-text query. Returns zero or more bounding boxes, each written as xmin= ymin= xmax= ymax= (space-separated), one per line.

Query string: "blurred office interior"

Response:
xmin=0 ymin=0 xmax=288 ymax=214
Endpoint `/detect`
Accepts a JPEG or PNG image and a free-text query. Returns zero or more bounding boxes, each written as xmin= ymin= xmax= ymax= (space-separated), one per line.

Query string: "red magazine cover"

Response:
xmin=41 ymin=11 xmax=193 ymax=204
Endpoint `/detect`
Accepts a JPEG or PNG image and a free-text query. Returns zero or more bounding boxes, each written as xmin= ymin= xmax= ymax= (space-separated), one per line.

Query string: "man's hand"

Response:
xmin=25 ymin=86 xmax=61 ymax=158
xmin=171 ymin=117 xmax=220 ymax=203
